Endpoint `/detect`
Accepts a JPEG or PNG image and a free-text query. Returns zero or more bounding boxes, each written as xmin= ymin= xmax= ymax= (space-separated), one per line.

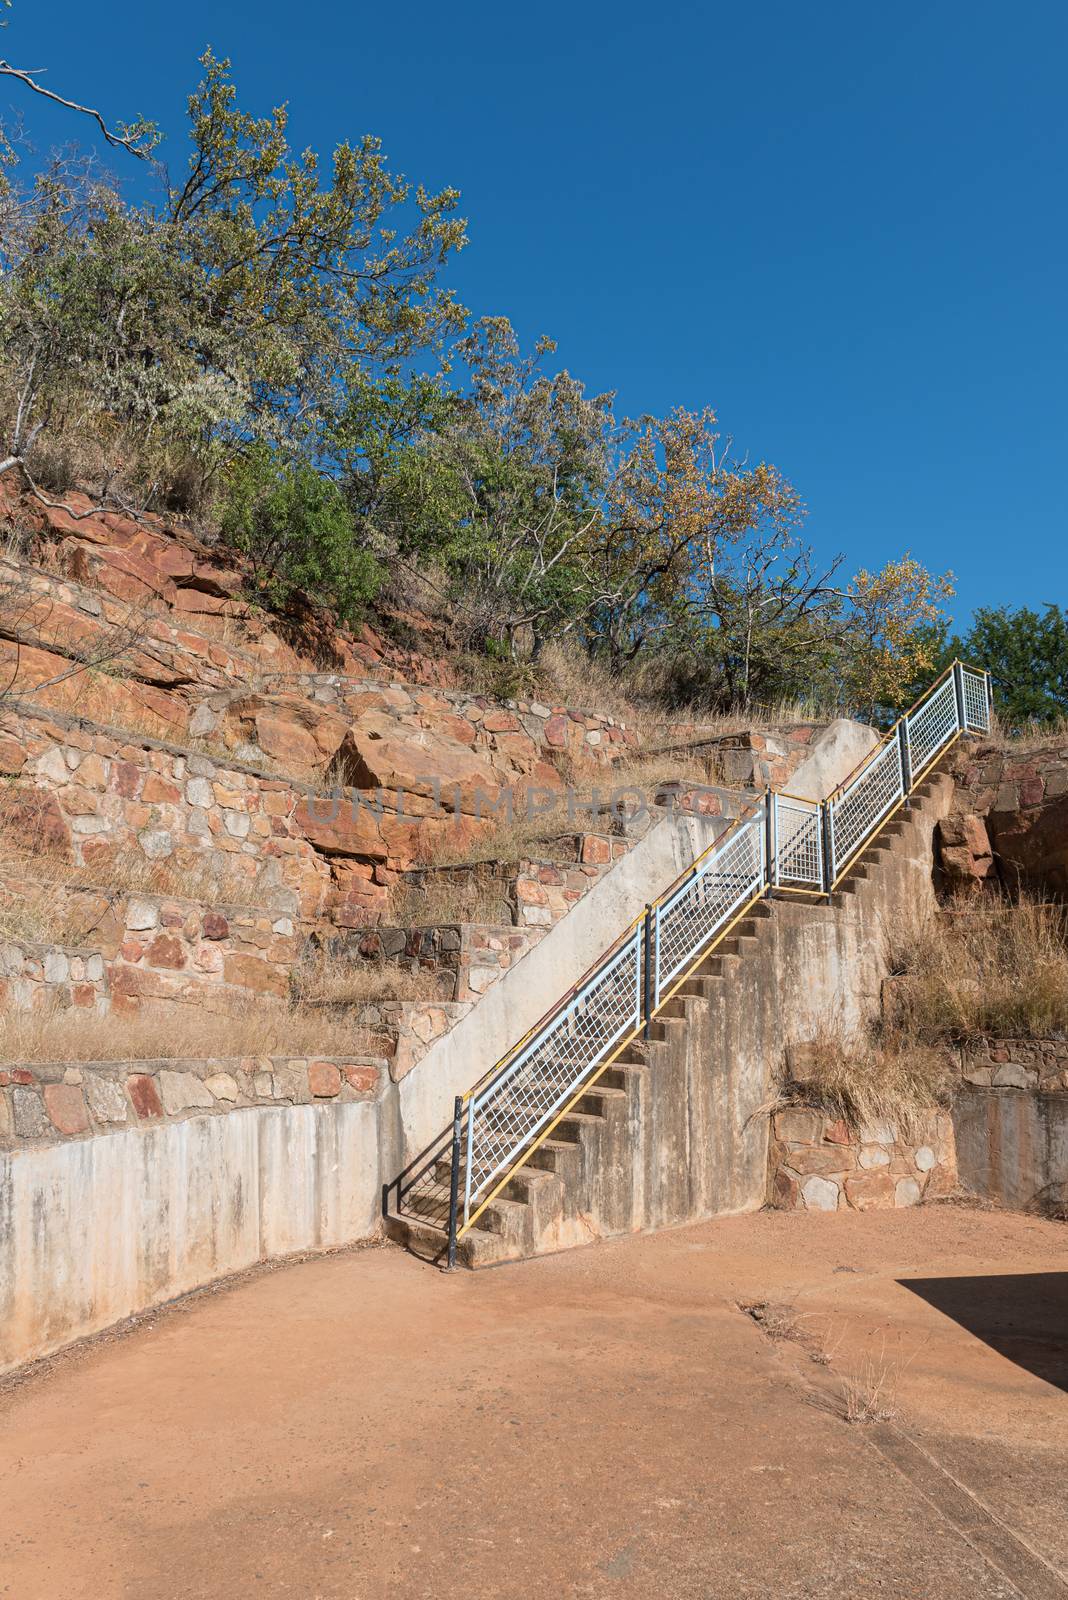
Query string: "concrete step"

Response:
xmin=573 ymin=1085 xmax=629 ymax=1118
xmin=599 ymin=1061 xmax=650 ymax=1091
xmin=526 ymin=1136 xmax=584 ymax=1178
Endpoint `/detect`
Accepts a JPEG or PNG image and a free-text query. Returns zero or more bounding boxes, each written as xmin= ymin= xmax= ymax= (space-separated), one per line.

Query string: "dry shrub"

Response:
xmin=389 ymin=872 xmax=515 ymax=927
xmin=0 ymin=998 xmax=377 ymax=1065
xmin=787 ymin=1020 xmax=954 ymax=1135
xmin=292 ymin=948 xmax=445 ymax=1007
xmin=842 ymin=1354 xmax=901 ymax=1425
xmin=886 ymin=895 xmax=1068 ymax=1040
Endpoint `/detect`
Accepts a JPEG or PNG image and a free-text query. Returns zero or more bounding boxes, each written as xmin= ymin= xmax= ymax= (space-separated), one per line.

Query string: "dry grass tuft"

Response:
xmin=292 ymin=948 xmax=445 ymax=1007
xmin=785 ymin=1020 xmax=954 ymax=1135
xmin=0 ymin=998 xmax=378 ymax=1065
xmin=388 ymin=872 xmax=515 ymax=927
xmin=885 ymin=894 xmax=1068 ymax=1041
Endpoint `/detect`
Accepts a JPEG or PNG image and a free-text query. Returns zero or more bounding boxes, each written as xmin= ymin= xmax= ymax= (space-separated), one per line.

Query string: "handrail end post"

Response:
xmin=820 ymin=798 xmax=834 ymax=902
xmin=642 ymin=903 xmax=654 ymax=1040
xmin=445 ymin=1094 xmax=463 ymax=1272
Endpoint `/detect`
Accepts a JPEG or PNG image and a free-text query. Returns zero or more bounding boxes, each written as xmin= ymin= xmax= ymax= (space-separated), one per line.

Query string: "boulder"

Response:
xmin=329 ymin=715 xmax=510 ymax=816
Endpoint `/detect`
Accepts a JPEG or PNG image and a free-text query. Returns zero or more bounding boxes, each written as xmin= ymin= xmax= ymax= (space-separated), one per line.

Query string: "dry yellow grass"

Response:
xmin=0 ymin=998 xmax=378 ymax=1065
xmin=457 ymin=638 xmax=844 ymax=741
xmin=292 ymin=947 xmax=445 ymax=1007
xmin=784 ymin=1018 xmax=955 ymax=1134
xmin=389 ymin=872 xmax=515 ymax=927
xmin=886 ymin=894 xmax=1068 ymax=1040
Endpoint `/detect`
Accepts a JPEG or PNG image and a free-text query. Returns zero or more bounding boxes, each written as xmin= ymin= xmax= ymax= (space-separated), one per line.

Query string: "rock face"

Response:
xmin=943 ymin=741 xmax=1068 ymax=894
xmin=331 ymin=716 xmax=510 ymax=816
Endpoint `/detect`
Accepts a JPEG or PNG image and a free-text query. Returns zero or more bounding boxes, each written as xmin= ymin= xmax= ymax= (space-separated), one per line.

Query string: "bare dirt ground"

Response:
xmin=1 ymin=1205 xmax=1066 ymax=1600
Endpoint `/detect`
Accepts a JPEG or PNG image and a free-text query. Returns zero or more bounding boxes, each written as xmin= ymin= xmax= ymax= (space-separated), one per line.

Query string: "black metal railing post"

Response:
xmin=642 ymin=903 xmax=654 ymax=1039
xmin=445 ymin=1094 xmax=463 ymax=1271
xmin=952 ymin=659 xmax=966 ymax=731
xmin=897 ymin=718 xmax=912 ymax=805
xmin=763 ymin=785 xmax=775 ymax=898
xmin=820 ymin=798 xmax=835 ymax=898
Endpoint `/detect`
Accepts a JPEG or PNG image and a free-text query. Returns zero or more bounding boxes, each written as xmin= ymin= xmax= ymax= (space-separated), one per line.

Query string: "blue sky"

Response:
xmin=4 ymin=0 xmax=1066 ymax=626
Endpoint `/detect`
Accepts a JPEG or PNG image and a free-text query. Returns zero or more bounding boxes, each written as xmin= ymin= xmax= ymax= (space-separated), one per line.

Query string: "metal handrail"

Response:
xmin=392 ymin=663 xmax=992 ymax=1267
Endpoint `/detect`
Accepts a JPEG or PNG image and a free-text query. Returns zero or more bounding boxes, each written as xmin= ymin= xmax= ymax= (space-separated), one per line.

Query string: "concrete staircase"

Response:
xmin=387 ymin=767 xmax=951 ymax=1267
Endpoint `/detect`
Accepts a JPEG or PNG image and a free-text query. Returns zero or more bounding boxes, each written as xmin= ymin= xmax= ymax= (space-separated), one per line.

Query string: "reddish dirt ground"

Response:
xmin=1 ymin=1205 xmax=1066 ymax=1599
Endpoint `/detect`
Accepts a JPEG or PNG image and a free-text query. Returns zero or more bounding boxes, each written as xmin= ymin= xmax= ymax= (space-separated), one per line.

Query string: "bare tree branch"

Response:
xmin=0 ymin=58 xmax=158 ymax=160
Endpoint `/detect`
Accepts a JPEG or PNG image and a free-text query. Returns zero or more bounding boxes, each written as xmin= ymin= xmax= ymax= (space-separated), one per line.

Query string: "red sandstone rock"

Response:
xmin=43 ymin=1083 xmax=89 ymax=1136
xmin=308 ymin=1061 xmax=342 ymax=1097
xmin=843 ymin=1171 xmax=896 ymax=1210
xmin=342 ymin=1065 xmax=379 ymax=1093
xmin=126 ymin=1074 xmax=163 ymax=1119
xmin=145 ymin=934 xmax=186 ymax=970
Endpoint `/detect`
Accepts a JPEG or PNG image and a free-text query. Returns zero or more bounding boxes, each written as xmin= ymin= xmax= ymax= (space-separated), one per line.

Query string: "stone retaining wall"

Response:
xmin=768 ymin=1105 xmax=957 ymax=1211
xmin=241 ymin=672 xmax=637 ymax=769
xmin=0 ymin=939 xmax=108 ymax=1015
xmin=0 ymin=700 xmax=512 ymax=926
xmin=0 ymin=874 xmax=299 ymax=1010
xmin=959 ymin=1037 xmax=1068 ymax=1092
xmin=0 ymin=1052 xmax=384 ymax=1150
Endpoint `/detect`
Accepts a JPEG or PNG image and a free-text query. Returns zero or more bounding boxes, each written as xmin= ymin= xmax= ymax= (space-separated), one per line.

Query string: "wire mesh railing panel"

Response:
xmin=654 ymin=817 xmax=764 ymax=1002
xmin=463 ymin=929 xmax=641 ymax=1216
xmin=906 ymin=675 xmax=958 ymax=774
xmin=829 ymin=738 xmax=904 ymax=876
xmin=962 ymin=668 xmax=990 ymax=733
xmin=774 ymin=795 xmax=823 ymax=887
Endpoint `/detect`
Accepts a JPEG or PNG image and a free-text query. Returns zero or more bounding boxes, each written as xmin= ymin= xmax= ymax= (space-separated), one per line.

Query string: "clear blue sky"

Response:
xmin=5 ymin=1 xmax=1066 ymax=627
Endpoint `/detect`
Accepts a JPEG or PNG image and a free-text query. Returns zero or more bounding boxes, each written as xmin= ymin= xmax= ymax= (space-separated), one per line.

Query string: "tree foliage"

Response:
xmin=0 ymin=14 xmax=965 ymax=720
xmin=962 ymin=605 xmax=1068 ymax=729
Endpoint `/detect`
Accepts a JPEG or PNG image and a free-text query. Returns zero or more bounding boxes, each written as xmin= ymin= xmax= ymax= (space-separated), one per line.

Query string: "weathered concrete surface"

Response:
xmin=2 ymin=1209 xmax=1065 ymax=1600
xmin=953 ymin=1087 xmax=1068 ymax=1215
xmin=0 ymin=1100 xmax=387 ymax=1373
xmin=394 ymin=721 xmax=887 ymax=1169
xmin=786 ymin=715 xmax=881 ymax=801
xmin=440 ymin=773 xmax=956 ymax=1264
xmin=394 ymin=805 xmax=730 ymax=1163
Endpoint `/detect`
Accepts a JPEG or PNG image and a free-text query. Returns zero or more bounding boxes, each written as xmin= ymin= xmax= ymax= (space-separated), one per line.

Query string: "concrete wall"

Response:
xmin=0 ymin=1099 xmax=386 ymax=1373
xmin=394 ymin=806 xmax=730 ymax=1164
xmin=953 ymin=1088 xmax=1068 ymax=1216
xmin=393 ymin=719 xmax=911 ymax=1169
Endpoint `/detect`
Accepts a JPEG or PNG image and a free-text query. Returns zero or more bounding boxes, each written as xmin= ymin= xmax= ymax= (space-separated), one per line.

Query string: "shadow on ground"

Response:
xmin=900 ymin=1272 xmax=1068 ymax=1393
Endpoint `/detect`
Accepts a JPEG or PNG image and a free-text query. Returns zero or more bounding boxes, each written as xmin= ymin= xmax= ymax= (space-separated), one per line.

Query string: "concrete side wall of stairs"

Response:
xmin=401 ymin=771 xmax=953 ymax=1267
xmin=391 ymin=719 xmax=879 ymax=1170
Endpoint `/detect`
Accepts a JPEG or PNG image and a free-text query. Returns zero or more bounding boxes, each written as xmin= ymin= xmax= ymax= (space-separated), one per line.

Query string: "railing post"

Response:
xmin=952 ymin=660 xmax=966 ymax=731
xmin=985 ymin=669 xmax=994 ymax=729
xmin=821 ymin=798 xmax=835 ymax=897
xmin=642 ymin=903 xmax=654 ymax=1039
xmin=445 ymin=1094 xmax=463 ymax=1271
xmin=763 ymin=786 xmax=775 ymax=898
xmin=897 ymin=717 xmax=912 ymax=805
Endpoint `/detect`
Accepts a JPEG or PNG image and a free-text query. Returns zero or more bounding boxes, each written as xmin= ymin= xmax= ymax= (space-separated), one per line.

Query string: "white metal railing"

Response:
xmin=390 ymin=662 xmax=991 ymax=1264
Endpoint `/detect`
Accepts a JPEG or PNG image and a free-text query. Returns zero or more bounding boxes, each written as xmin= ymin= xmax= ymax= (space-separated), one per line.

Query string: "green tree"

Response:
xmin=219 ymin=444 xmax=382 ymax=621
xmin=0 ymin=49 xmax=467 ymax=508
xmin=962 ymin=604 xmax=1068 ymax=728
